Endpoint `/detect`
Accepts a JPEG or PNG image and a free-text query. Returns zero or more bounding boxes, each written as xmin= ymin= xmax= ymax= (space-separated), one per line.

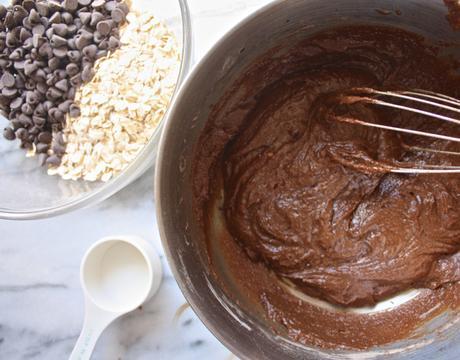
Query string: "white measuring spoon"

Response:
xmin=69 ymin=235 xmax=162 ymax=360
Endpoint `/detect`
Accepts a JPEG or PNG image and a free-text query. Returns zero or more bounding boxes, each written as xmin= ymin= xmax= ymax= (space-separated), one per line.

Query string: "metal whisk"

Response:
xmin=333 ymin=87 xmax=460 ymax=174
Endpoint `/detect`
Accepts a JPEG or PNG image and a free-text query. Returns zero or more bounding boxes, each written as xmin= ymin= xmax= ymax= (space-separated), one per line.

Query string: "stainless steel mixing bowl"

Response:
xmin=156 ymin=1 xmax=460 ymax=358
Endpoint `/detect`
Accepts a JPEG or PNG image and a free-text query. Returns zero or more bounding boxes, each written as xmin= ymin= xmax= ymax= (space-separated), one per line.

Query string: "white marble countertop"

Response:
xmin=0 ymin=0 xmax=271 ymax=359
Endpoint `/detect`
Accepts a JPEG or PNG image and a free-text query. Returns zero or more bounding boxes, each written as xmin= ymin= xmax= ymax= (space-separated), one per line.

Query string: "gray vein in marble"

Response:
xmin=0 ymin=283 xmax=67 ymax=293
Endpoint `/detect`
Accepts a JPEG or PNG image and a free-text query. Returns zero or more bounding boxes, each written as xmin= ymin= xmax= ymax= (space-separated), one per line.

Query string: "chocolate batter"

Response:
xmin=193 ymin=25 xmax=460 ymax=348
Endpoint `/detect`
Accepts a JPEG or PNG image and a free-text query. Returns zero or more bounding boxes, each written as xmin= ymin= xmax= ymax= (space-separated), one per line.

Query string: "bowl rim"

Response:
xmin=0 ymin=0 xmax=193 ymax=220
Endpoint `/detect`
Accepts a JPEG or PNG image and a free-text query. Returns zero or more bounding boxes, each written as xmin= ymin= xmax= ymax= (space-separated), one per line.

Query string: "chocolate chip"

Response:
xmin=34 ymin=68 xmax=46 ymax=80
xmin=62 ymin=12 xmax=74 ymax=25
xmin=4 ymin=12 xmax=15 ymax=29
xmin=93 ymin=31 xmax=104 ymax=43
xmin=111 ymin=8 xmax=125 ymax=23
xmin=55 ymin=69 xmax=67 ymax=80
xmin=9 ymin=96 xmax=23 ymax=110
xmin=58 ymin=99 xmax=72 ymax=112
xmin=33 ymin=116 xmax=46 ymax=127
xmin=45 ymin=27 xmax=54 ymax=39
xmin=53 ymin=109 xmax=64 ymax=121
xmin=79 ymin=11 xmax=91 ymax=25
xmin=1 ymin=71 xmax=15 ymax=87
xmin=36 ymin=142 xmax=49 ymax=153
xmin=96 ymin=20 xmax=112 ymax=36
xmin=53 ymin=131 xmax=63 ymax=144
xmin=29 ymin=9 xmax=41 ymax=24
xmin=24 ymin=60 xmax=38 ymax=75
xmin=63 ymin=0 xmax=79 ymax=12
xmin=21 ymin=141 xmax=33 ymax=150
xmin=29 ymin=126 xmax=40 ymax=136
xmin=3 ymin=127 xmax=15 ymax=140
xmin=46 ymin=154 xmax=60 ymax=166
xmin=67 ymin=86 xmax=76 ymax=99
xmin=6 ymin=32 xmax=17 ymax=47
xmin=52 ymin=46 xmax=68 ymax=58
xmin=69 ymin=103 xmax=80 ymax=117
xmin=38 ymin=131 xmax=52 ymax=143
xmin=96 ymin=49 xmax=107 ymax=59
xmin=67 ymin=50 xmax=81 ymax=62
xmin=55 ymin=79 xmax=69 ymax=92
xmin=46 ymin=87 xmax=62 ymax=100
xmin=36 ymin=2 xmax=50 ymax=17
xmin=104 ymin=1 xmax=118 ymax=12
xmin=81 ymin=56 xmax=92 ymax=68
xmin=19 ymin=28 xmax=32 ymax=42
xmin=90 ymin=12 xmax=104 ymax=27
xmin=51 ymin=34 xmax=67 ymax=47
xmin=26 ymin=90 xmax=39 ymax=105
xmin=47 ymin=106 xmax=56 ymax=119
xmin=92 ymin=0 xmax=106 ymax=9
xmin=22 ymin=0 xmax=36 ymax=12
xmin=67 ymin=38 xmax=76 ymax=49
xmin=82 ymin=44 xmax=97 ymax=59
xmin=0 ymin=5 xmax=7 ymax=19
xmin=48 ymin=57 xmax=60 ymax=70
xmin=49 ymin=12 xmax=61 ymax=24
xmin=32 ymin=24 xmax=46 ymax=36
xmin=21 ymin=102 xmax=33 ymax=115
xmin=108 ymin=36 xmax=119 ymax=50
xmin=38 ymin=42 xmax=53 ymax=57
xmin=18 ymin=113 xmax=33 ymax=127
xmin=13 ymin=5 xmax=28 ymax=23
xmin=75 ymin=34 xmax=91 ymax=50
xmin=78 ymin=0 xmax=92 ymax=6
xmin=9 ymin=48 xmax=23 ymax=61
xmin=73 ymin=18 xmax=82 ymax=29
xmin=15 ymin=127 xmax=28 ymax=140
xmin=67 ymin=24 xmax=78 ymax=36
xmin=22 ymin=16 xmax=33 ymax=30
xmin=52 ymin=23 xmax=68 ymax=37
xmin=36 ymin=81 xmax=48 ymax=94
xmin=24 ymin=78 xmax=35 ymax=91
xmin=2 ymin=87 xmax=17 ymax=97
xmin=32 ymin=33 xmax=45 ymax=48
xmin=98 ymin=39 xmax=108 ymax=50
xmin=14 ymin=60 xmax=25 ymax=70
xmin=0 ymin=61 xmax=8 ymax=71
xmin=34 ymin=103 xmax=45 ymax=117
xmin=78 ymin=28 xmax=93 ymax=40
xmin=81 ymin=64 xmax=94 ymax=82
xmin=52 ymin=142 xmax=65 ymax=155
xmin=10 ymin=118 xmax=22 ymax=129
xmin=43 ymin=101 xmax=53 ymax=111
xmin=66 ymin=62 xmax=79 ymax=76
xmin=70 ymin=73 xmax=81 ymax=86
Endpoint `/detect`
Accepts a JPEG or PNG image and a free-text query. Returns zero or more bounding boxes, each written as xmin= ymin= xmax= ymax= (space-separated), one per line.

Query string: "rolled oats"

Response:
xmin=48 ymin=10 xmax=180 ymax=182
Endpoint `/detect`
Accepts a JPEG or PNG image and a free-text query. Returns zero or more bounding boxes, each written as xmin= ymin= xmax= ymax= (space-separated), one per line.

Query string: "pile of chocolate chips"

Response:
xmin=0 ymin=0 xmax=128 ymax=166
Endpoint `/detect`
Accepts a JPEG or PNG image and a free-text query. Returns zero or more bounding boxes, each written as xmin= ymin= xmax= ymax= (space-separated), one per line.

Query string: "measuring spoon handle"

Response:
xmin=69 ymin=298 xmax=121 ymax=360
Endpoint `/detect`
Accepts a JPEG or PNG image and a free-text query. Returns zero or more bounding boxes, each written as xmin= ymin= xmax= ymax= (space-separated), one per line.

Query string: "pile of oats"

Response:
xmin=48 ymin=10 xmax=180 ymax=182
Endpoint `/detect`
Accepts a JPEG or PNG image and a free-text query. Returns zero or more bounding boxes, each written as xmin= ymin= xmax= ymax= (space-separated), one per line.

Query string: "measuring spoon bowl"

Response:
xmin=70 ymin=235 xmax=162 ymax=360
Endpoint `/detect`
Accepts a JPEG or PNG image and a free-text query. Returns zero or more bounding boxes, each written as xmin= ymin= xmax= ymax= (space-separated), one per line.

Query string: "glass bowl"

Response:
xmin=0 ymin=0 xmax=192 ymax=219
